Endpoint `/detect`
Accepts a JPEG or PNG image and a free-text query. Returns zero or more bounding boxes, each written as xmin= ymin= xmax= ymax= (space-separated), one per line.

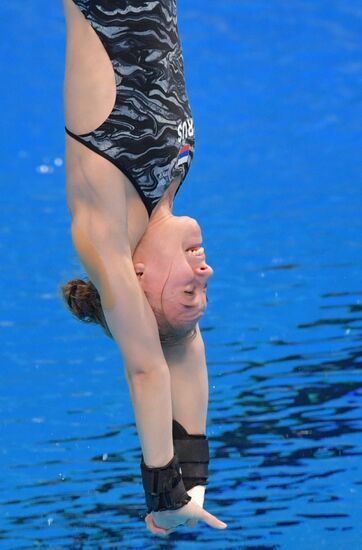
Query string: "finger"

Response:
xmin=197 ymin=509 xmax=227 ymax=529
xmin=151 ymin=511 xmax=185 ymax=530
xmin=145 ymin=513 xmax=165 ymax=535
xmin=145 ymin=514 xmax=172 ymax=537
xmin=152 ymin=518 xmax=176 ymax=533
xmin=149 ymin=514 xmax=177 ymax=535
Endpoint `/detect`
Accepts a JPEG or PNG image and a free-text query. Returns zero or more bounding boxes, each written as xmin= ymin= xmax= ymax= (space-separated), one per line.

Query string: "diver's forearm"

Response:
xmin=164 ymin=328 xmax=210 ymax=494
xmin=170 ymin=358 xmax=208 ymax=434
xmin=163 ymin=326 xmax=209 ymax=434
xmin=126 ymin=368 xmax=174 ymax=467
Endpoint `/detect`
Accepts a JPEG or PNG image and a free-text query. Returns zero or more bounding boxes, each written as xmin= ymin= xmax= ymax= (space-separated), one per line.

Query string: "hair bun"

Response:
xmin=61 ymin=277 xmax=112 ymax=338
xmin=62 ymin=278 xmax=97 ymax=322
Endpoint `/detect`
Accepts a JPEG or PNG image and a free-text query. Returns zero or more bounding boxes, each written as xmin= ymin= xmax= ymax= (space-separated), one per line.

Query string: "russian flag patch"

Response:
xmin=177 ymin=144 xmax=190 ymax=166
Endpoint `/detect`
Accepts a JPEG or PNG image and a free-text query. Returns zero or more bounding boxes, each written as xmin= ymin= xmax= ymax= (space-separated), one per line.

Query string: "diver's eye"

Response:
xmin=184 ymin=290 xmax=194 ymax=296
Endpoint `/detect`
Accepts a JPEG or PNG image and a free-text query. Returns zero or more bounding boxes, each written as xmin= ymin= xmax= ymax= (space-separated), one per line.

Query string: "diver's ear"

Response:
xmin=134 ymin=262 xmax=145 ymax=278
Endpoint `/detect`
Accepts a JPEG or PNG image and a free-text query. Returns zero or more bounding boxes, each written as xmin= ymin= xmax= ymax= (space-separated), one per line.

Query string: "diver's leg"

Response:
xmin=63 ymin=0 xmax=116 ymax=136
xmin=62 ymin=0 xmax=148 ymax=248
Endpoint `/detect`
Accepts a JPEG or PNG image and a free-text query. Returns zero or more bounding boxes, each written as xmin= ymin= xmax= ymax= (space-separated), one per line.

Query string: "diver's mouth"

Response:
xmin=187 ymin=246 xmax=205 ymax=257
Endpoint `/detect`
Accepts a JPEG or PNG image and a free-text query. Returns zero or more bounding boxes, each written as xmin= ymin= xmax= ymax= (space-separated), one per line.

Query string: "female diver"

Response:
xmin=61 ymin=0 xmax=227 ymax=535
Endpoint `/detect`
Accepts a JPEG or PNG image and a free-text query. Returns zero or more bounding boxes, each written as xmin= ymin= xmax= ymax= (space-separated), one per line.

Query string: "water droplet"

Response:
xmin=47 ymin=517 xmax=54 ymax=526
xmin=54 ymin=157 xmax=63 ymax=167
xmin=31 ymin=417 xmax=45 ymax=424
xmin=40 ymin=293 xmax=54 ymax=300
xmin=102 ymin=453 xmax=108 ymax=461
xmin=37 ymin=164 xmax=54 ymax=174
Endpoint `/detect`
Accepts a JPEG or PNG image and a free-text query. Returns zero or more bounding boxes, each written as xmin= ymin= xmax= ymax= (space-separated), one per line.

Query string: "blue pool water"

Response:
xmin=1 ymin=1 xmax=362 ymax=548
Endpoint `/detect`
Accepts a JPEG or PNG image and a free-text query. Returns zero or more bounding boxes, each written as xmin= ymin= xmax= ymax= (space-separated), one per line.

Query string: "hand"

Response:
xmin=145 ymin=489 xmax=226 ymax=537
xmin=145 ymin=485 xmax=206 ymax=534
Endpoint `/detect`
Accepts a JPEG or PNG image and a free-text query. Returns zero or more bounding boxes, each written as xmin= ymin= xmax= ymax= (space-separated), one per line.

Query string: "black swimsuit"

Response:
xmin=66 ymin=0 xmax=195 ymax=216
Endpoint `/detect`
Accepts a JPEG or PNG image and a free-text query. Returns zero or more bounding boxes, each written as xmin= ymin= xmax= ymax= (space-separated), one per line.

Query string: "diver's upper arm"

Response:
xmin=70 ymin=208 xmax=164 ymax=374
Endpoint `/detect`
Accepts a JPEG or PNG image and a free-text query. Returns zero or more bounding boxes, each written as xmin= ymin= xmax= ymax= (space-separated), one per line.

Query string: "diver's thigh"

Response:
xmin=63 ymin=0 xmax=116 ymax=135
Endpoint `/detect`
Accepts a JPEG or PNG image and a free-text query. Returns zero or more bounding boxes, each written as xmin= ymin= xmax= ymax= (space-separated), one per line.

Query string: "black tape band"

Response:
xmin=172 ymin=420 xmax=210 ymax=490
xmin=141 ymin=454 xmax=191 ymax=513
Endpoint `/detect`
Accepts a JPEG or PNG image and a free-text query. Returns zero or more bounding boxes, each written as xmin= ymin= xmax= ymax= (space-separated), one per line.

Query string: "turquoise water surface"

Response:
xmin=1 ymin=1 xmax=362 ymax=548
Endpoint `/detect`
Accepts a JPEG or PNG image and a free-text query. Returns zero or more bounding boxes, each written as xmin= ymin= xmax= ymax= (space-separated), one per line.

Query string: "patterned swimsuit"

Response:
xmin=65 ymin=0 xmax=195 ymax=216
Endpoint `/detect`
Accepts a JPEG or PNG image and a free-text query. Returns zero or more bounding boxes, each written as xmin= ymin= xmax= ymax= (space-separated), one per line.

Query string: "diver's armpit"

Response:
xmin=71 ymin=222 xmax=115 ymax=310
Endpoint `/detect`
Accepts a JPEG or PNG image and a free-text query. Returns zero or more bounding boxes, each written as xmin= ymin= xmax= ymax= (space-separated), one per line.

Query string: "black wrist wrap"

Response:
xmin=172 ymin=420 xmax=210 ymax=491
xmin=141 ymin=453 xmax=191 ymax=513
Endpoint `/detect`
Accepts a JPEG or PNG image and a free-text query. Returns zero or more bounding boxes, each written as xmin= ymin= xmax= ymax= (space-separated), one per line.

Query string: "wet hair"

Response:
xmin=61 ymin=277 xmax=196 ymax=346
xmin=62 ymin=278 xmax=113 ymax=338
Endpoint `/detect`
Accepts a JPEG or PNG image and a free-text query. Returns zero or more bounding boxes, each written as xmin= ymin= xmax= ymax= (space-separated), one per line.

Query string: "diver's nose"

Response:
xmin=195 ymin=263 xmax=214 ymax=279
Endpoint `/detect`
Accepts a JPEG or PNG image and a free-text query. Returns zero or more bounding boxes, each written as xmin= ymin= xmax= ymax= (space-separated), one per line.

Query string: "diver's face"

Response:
xmin=133 ymin=215 xmax=214 ymax=328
